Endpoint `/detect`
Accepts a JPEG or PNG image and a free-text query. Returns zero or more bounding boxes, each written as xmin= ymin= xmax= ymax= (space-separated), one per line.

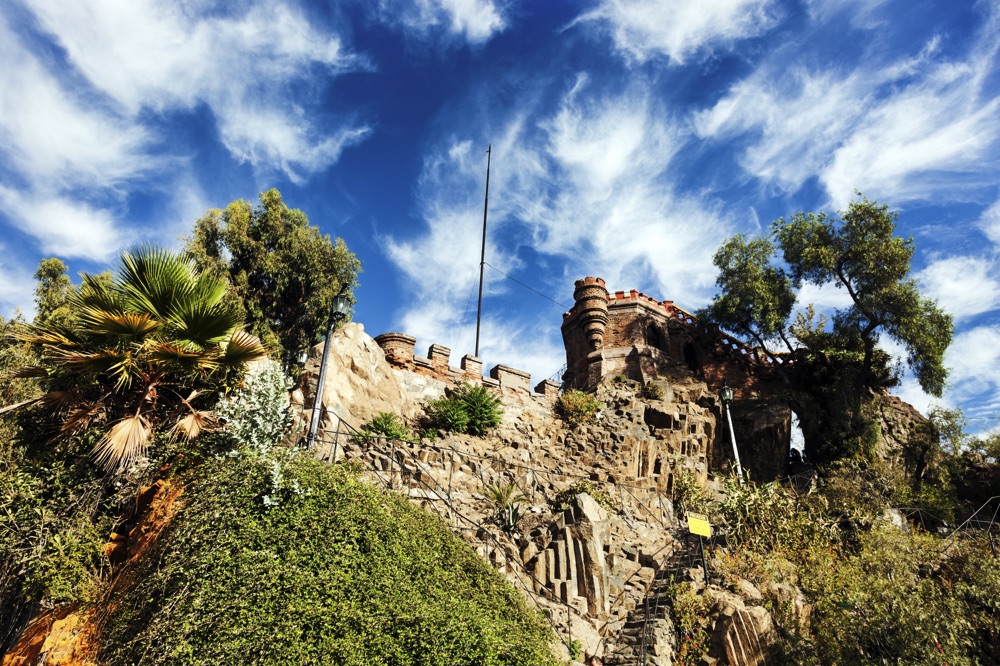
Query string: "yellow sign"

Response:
xmin=687 ymin=512 xmax=712 ymax=537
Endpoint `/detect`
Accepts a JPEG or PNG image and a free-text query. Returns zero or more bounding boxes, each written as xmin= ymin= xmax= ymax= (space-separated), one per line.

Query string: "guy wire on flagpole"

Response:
xmin=474 ymin=144 xmax=491 ymax=357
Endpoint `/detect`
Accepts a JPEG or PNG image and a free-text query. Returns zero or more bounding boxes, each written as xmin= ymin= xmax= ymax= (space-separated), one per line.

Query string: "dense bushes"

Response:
xmin=100 ymin=453 xmax=558 ymax=665
xmin=0 ymin=436 xmax=112 ymax=652
xmin=555 ymin=390 xmax=601 ymax=425
xmin=711 ymin=466 xmax=1000 ymax=666
xmin=360 ymin=412 xmax=412 ymax=442
xmin=424 ymin=383 xmax=503 ymax=436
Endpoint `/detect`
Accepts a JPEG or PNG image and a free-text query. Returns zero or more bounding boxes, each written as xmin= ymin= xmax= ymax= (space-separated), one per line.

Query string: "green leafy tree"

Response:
xmin=33 ymin=258 xmax=75 ymax=329
xmin=702 ymin=196 xmax=953 ymax=463
xmin=14 ymin=247 xmax=267 ymax=473
xmin=184 ymin=189 xmax=361 ymax=359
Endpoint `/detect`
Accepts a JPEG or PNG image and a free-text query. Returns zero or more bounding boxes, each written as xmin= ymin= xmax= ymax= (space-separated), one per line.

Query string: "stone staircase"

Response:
xmin=603 ymin=527 xmax=714 ymax=666
xmin=603 ymin=563 xmax=677 ymax=666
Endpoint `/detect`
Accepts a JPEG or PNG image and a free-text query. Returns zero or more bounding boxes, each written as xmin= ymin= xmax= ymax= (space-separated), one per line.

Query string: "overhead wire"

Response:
xmin=483 ymin=262 xmax=572 ymax=310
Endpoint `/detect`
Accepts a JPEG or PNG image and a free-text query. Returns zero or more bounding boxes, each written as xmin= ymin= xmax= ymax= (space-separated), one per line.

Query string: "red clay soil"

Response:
xmin=2 ymin=479 xmax=184 ymax=666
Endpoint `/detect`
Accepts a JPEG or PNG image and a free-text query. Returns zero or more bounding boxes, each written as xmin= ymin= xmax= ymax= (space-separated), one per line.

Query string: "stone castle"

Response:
xmin=372 ymin=276 xmax=792 ymax=482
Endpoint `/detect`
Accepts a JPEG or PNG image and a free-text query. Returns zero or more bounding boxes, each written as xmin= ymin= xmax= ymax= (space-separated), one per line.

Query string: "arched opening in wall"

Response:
xmin=790 ymin=412 xmax=805 ymax=466
xmin=646 ymin=324 xmax=665 ymax=352
xmin=653 ymin=457 xmax=662 ymax=477
xmin=684 ymin=342 xmax=700 ymax=374
xmin=666 ymin=472 xmax=673 ymax=495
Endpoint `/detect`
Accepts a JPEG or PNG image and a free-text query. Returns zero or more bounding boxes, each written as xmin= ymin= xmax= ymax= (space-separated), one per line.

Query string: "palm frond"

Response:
xmin=92 ymin=414 xmax=151 ymax=473
xmin=191 ymin=270 xmax=230 ymax=309
xmin=77 ymin=308 xmax=160 ymax=340
xmin=76 ymin=272 xmax=126 ymax=314
xmin=0 ymin=396 xmax=44 ymax=416
xmin=16 ymin=328 xmax=74 ymax=347
xmin=40 ymin=389 xmax=83 ymax=412
xmin=168 ymin=409 xmax=216 ymax=441
xmin=149 ymin=342 xmax=220 ymax=377
xmin=168 ymin=301 xmax=243 ymax=348
xmin=49 ymin=347 xmax=129 ymax=373
xmin=220 ymin=330 xmax=268 ymax=366
xmin=118 ymin=247 xmax=195 ymax=320
xmin=60 ymin=400 xmax=104 ymax=435
xmin=7 ymin=364 xmax=51 ymax=379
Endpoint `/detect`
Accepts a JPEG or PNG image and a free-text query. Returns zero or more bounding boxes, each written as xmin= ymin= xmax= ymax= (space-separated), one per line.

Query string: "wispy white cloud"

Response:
xmin=944 ymin=325 xmax=1000 ymax=423
xmin=694 ymin=68 xmax=869 ymax=194
xmin=802 ymin=0 xmax=891 ymax=28
xmin=0 ymin=248 xmax=35 ymax=320
xmin=0 ymin=16 xmax=150 ymax=190
xmin=695 ymin=15 xmax=1000 ymax=206
xmin=0 ymin=186 xmax=127 ymax=261
xmin=917 ymin=255 xmax=1000 ymax=321
xmin=581 ymin=0 xmax=780 ymax=64
xmin=374 ymin=0 xmax=507 ymax=44
xmin=23 ymin=0 xmax=370 ymax=180
xmin=386 ymin=79 xmax=732 ymax=380
xmin=981 ymin=199 xmax=1000 ymax=246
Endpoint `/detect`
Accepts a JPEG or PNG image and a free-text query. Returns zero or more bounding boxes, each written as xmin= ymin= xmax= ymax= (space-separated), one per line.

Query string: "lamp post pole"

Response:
xmin=306 ymin=292 xmax=352 ymax=449
xmin=720 ymin=381 xmax=744 ymax=485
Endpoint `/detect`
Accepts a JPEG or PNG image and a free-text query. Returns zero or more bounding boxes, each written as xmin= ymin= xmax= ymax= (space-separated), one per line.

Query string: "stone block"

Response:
xmin=427 ymin=344 xmax=451 ymax=374
xmin=490 ymin=364 xmax=531 ymax=395
xmin=461 ymin=354 xmax=483 ymax=378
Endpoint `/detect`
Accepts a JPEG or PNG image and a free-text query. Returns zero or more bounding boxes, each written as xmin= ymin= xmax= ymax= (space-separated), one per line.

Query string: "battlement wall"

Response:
xmin=561 ymin=277 xmax=778 ymax=398
xmin=374 ymin=332 xmax=561 ymax=400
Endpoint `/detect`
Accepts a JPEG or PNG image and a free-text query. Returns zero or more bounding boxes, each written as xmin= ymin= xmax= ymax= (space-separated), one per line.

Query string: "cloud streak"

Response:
xmin=23 ymin=0 xmax=370 ymax=181
xmin=695 ymin=14 xmax=1000 ymax=206
xmin=582 ymin=0 xmax=780 ymax=64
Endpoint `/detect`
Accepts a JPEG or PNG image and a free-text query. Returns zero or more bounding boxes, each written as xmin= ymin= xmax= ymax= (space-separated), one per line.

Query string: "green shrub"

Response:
xmin=360 ymin=412 xmax=411 ymax=442
xmin=101 ymin=454 xmax=558 ymax=665
xmin=556 ymin=390 xmax=601 ymax=425
xmin=424 ymin=395 xmax=470 ymax=433
xmin=215 ymin=360 xmax=294 ymax=454
xmin=719 ymin=477 xmax=825 ymax=555
xmin=670 ymin=582 xmax=711 ymax=666
xmin=639 ymin=382 xmax=664 ymax=400
xmin=423 ymin=383 xmax=503 ymax=436
xmin=0 ymin=438 xmax=111 ymax=651
xmin=671 ymin=465 xmax=712 ymax=516
xmin=551 ymin=480 xmax=615 ymax=512
xmin=455 ymin=383 xmax=503 ymax=435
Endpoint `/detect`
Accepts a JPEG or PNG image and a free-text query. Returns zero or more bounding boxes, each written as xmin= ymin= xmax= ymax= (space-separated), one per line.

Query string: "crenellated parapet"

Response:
xmin=561 ymin=277 xmax=778 ymax=395
xmin=373 ymin=332 xmax=559 ymax=401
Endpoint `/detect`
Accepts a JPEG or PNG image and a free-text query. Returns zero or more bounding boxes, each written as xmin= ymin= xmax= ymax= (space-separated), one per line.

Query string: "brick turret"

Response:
xmin=572 ymin=277 xmax=610 ymax=350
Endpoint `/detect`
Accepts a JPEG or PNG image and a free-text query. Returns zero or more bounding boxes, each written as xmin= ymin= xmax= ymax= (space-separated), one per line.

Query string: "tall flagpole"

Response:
xmin=474 ymin=144 xmax=491 ymax=357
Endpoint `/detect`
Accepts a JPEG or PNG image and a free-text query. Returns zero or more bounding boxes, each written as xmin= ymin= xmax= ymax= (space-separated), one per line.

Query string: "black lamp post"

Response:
xmin=305 ymin=292 xmax=352 ymax=449
xmin=720 ymin=380 xmax=744 ymax=485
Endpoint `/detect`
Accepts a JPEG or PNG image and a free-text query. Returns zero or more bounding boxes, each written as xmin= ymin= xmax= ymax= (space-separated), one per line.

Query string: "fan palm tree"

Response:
xmin=15 ymin=246 xmax=267 ymax=472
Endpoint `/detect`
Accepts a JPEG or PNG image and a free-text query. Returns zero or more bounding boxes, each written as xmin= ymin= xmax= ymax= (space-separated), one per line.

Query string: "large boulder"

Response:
xmin=298 ymin=323 xmax=420 ymax=428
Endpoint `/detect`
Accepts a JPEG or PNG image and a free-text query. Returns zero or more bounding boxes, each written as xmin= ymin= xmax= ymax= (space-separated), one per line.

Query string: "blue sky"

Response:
xmin=1 ymin=0 xmax=999 ymax=433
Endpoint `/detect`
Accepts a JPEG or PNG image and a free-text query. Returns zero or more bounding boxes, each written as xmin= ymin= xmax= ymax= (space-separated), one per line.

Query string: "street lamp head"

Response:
xmin=719 ymin=381 xmax=734 ymax=406
xmin=297 ymin=349 xmax=309 ymax=364
xmin=330 ymin=292 xmax=352 ymax=320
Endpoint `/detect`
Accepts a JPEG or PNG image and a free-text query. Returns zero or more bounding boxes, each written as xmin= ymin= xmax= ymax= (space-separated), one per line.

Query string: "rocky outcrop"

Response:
xmin=297 ymin=322 xmax=420 ymax=425
xmin=293 ymin=323 xmax=808 ymax=665
xmin=524 ymin=494 xmax=611 ymax=620
xmin=704 ymin=587 xmax=777 ymax=666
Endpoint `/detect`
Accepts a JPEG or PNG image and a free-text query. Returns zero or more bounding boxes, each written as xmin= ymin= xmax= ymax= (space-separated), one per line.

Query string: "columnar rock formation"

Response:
xmin=298 ymin=316 xmax=792 ymax=664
